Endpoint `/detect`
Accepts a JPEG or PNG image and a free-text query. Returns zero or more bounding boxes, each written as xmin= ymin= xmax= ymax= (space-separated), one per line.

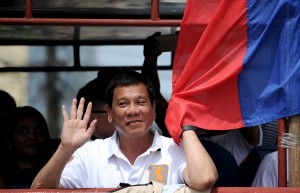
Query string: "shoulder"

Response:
xmin=261 ymin=151 xmax=278 ymax=164
xmin=75 ymin=138 xmax=111 ymax=156
xmin=157 ymin=134 xmax=184 ymax=153
xmin=154 ymin=131 xmax=177 ymax=145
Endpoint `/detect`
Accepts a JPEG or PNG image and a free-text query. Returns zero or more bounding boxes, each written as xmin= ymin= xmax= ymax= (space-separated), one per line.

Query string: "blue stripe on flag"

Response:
xmin=239 ymin=0 xmax=300 ymax=125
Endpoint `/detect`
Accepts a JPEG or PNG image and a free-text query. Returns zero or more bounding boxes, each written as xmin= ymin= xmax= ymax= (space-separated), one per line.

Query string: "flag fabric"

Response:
xmin=165 ymin=0 xmax=300 ymax=144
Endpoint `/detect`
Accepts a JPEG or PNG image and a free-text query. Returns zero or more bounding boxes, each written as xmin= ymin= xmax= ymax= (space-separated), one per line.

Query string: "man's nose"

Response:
xmin=127 ymin=103 xmax=140 ymax=115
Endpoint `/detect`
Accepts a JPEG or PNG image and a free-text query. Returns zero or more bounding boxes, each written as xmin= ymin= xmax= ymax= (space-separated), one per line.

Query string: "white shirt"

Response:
xmin=251 ymin=151 xmax=278 ymax=187
xmin=60 ymin=130 xmax=186 ymax=188
xmin=210 ymin=128 xmax=262 ymax=165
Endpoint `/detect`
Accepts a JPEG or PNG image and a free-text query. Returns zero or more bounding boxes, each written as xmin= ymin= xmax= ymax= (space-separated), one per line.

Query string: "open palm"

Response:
xmin=60 ymin=98 xmax=96 ymax=152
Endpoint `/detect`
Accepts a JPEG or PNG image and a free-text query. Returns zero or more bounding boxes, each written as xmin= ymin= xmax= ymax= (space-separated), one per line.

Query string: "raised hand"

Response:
xmin=60 ymin=98 xmax=96 ymax=152
xmin=143 ymin=32 xmax=162 ymax=60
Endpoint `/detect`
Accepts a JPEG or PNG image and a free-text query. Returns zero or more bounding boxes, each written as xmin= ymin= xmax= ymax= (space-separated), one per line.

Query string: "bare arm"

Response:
xmin=142 ymin=32 xmax=170 ymax=137
xmin=31 ymin=98 xmax=96 ymax=189
xmin=182 ymin=129 xmax=218 ymax=190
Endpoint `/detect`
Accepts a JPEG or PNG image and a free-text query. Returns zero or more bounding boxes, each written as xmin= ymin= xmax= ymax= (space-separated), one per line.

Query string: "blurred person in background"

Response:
xmin=0 ymin=90 xmax=17 ymax=188
xmin=76 ymin=69 xmax=119 ymax=140
xmin=0 ymin=106 xmax=52 ymax=188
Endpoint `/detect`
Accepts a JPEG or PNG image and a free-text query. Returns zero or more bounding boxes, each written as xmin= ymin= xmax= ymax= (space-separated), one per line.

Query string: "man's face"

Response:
xmin=107 ymin=83 xmax=156 ymax=138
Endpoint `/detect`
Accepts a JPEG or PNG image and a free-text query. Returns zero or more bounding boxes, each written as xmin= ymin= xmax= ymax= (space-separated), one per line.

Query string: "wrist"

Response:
xmin=182 ymin=125 xmax=197 ymax=132
xmin=144 ymin=56 xmax=158 ymax=62
xmin=181 ymin=125 xmax=196 ymax=138
xmin=180 ymin=125 xmax=196 ymax=138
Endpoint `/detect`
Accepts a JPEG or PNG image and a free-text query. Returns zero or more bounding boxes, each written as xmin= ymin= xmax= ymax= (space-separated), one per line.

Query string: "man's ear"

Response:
xmin=106 ymin=104 xmax=113 ymax=123
xmin=106 ymin=104 xmax=112 ymax=115
xmin=152 ymin=101 xmax=156 ymax=119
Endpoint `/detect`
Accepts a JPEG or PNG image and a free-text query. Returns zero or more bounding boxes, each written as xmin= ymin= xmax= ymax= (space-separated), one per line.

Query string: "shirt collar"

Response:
xmin=106 ymin=131 xmax=119 ymax=158
xmin=106 ymin=129 xmax=163 ymax=159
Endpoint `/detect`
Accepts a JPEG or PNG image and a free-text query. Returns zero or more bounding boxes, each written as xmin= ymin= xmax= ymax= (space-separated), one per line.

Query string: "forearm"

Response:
xmin=31 ymin=144 xmax=75 ymax=189
xmin=182 ymin=130 xmax=218 ymax=190
xmin=142 ymin=57 xmax=160 ymax=91
xmin=154 ymin=95 xmax=170 ymax=137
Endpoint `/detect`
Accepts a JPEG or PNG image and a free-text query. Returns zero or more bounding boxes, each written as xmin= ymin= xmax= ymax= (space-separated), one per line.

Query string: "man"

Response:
xmin=31 ymin=70 xmax=217 ymax=191
xmin=76 ymin=69 xmax=118 ymax=139
xmin=251 ymin=151 xmax=278 ymax=187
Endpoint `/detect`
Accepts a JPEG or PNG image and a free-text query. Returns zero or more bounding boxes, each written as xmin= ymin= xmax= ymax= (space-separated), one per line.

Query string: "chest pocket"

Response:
xmin=148 ymin=164 xmax=169 ymax=185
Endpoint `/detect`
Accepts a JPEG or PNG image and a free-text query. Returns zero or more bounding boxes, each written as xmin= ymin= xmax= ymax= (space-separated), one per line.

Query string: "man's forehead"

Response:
xmin=113 ymin=84 xmax=149 ymax=99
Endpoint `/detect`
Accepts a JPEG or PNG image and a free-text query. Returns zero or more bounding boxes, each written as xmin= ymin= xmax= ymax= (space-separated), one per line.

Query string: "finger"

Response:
xmin=153 ymin=32 xmax=161 ymax=37
xmin=146 ymin=32 xmax=161 ymax=43
xmin=77 ymin=97 xmax=85 ymax=119
xmin=62 ymin=105 xmax=69 ymax=122
xmin=152 ymin=32 xmax=161 ymax=42
xmin=83 ymin=101 xmax=92 ymax=123
xmin=87 ymin=119 xmax=97 ymax=136
xmin=70 ymin=98 xmax=77 ymax=120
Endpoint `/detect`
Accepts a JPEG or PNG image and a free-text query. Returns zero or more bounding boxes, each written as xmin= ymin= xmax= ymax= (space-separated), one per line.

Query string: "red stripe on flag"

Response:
xmin=166 ymin=0 xmax=248 ymax=144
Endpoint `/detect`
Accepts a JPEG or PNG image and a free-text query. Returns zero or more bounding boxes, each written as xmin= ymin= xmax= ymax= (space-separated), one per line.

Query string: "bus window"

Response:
xmin=80 ymin=45 xmax=172 ymax=67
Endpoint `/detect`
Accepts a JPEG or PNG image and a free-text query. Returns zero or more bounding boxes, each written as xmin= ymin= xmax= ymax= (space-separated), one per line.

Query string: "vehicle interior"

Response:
xmin=0 ymin=0 xmax=297 ymax=192
xmin=0 ymin=0 xmax=183 ymax=138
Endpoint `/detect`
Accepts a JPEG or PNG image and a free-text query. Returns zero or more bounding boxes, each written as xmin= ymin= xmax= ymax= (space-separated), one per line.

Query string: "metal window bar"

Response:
xmin=1 ymin=0 xmax=181 ymax=26
xmin=0 ymin=0 xmax=180 ymax=72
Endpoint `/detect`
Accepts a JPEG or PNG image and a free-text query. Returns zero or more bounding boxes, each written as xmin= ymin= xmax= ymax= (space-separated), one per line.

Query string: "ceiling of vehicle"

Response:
xmin=0 ymin=0 xmax=185 ymax=45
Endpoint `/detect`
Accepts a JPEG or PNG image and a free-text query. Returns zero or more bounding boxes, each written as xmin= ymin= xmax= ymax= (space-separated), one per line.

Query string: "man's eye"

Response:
xmin=118 ymin=102 xmax=127 ymax=107
xmin=137 ymin=100 xmax=146 ymax=105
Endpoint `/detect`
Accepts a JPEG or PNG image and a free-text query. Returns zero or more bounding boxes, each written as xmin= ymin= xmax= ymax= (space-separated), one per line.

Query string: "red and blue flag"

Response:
xmin=166 ymin=0 xmax=300 ymax=144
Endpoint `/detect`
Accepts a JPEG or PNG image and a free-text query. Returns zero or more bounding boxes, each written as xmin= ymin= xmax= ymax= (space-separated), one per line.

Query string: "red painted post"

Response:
xmin=24 ymin=0 xmax=33 ymax=19
xmin=151 ymin=0 xmax=160 ymax=20
xmin=278 ymin=118 xmax=287 ymax=187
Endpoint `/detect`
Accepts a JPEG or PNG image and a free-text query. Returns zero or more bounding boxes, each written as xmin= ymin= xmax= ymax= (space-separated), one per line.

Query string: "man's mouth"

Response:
xmin=127 ymin=120 xmax=142 ymax=125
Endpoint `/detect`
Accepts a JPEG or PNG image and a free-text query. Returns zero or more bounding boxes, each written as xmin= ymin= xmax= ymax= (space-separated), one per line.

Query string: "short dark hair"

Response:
xmin=105 ymin=69 xmax=156 ymax=107
xmin=6 ymin=106 xmax=50 ymax=139
xmin=76 ymin=78 xmax=105 ymax=112
xmin=76 ymin=68 xmax=122 ymax=112
xmin=0 ymin=90 xmax=16 ymax=115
